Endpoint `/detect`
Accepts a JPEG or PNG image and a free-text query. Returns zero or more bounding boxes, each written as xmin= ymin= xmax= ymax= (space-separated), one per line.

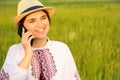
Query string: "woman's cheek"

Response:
xmin=26 ymin=25 xmax=34 ymax=31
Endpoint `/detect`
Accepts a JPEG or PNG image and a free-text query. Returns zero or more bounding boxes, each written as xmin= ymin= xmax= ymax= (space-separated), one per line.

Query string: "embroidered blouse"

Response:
xmin=0 ymin=40 xmax=81 ymax=80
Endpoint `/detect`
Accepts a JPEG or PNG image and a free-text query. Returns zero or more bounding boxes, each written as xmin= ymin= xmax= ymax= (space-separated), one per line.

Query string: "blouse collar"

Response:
xmin=32 ymin=39 xmax=52 ymax=50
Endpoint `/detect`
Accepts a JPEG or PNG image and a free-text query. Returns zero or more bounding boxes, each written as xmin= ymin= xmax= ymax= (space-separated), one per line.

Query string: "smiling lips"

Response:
xmin=39 ymin=29 xmax=44 ymax=32
xmin=35 ymin=28 xmax=45 ymax=33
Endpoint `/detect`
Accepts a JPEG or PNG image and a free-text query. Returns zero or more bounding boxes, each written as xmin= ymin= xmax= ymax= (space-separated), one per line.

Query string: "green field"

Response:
xmin=0 ymin=1 xmax=120 ymax=80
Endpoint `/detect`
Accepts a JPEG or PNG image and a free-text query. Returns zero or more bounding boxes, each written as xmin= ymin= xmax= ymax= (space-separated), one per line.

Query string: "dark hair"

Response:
xmin=18 ymin=17 xmax=26 ymax=37
xmin=17 ymin=10 xmax=51 ymax=45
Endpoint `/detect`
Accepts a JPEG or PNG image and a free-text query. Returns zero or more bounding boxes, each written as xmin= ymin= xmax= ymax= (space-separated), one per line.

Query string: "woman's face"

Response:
xmin=23 ymin=10 xmax=50 ymax=39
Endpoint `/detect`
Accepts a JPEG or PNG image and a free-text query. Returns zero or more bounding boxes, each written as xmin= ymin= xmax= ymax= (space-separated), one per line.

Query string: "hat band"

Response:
xmin=21 ymin=6 xmax=44 ymax=14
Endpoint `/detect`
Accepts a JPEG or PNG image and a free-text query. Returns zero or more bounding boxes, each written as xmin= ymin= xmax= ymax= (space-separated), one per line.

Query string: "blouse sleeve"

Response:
xmin=0 ymin=44 xmax=28 ymax=80
xmin=62 ymin=44 xmax=81 ymax=80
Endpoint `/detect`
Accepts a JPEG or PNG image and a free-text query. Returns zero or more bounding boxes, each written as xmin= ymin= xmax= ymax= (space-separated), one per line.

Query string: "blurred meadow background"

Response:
xmin=0 ymin=0 xmax=120 ymax=80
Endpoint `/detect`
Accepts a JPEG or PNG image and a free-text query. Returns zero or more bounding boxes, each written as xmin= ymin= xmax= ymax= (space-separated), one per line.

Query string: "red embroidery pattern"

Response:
xmin=0 ymin=68 xmax=9 ymax=80
xmin=31 ymin=49 xmax=57 ymax=79
xmin=74 ymin=71 xmax=81 ymax=80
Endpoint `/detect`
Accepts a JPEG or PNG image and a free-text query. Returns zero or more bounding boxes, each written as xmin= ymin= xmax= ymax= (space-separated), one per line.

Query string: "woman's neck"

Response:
xmin=32 ymin=37 xmax=48 ymax=48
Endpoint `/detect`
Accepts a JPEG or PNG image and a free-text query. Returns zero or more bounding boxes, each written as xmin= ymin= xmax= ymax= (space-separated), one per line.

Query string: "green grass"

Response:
xmin=0 ymin=2 xmax=120 ymax=80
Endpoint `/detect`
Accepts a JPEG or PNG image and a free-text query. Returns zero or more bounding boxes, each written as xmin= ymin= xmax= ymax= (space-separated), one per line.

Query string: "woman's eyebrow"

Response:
xmin=41 ymin=14 xmax=47 ymax=17
xmin=27 ymin=18 xmax=36 ymax=22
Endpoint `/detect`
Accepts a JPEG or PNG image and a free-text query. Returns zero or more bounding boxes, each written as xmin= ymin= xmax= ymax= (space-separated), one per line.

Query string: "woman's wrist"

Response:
xmin=18 ymin=53 xmax=33 ymax=69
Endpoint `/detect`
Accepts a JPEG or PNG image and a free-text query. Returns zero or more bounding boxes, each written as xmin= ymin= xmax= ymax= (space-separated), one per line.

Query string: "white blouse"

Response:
xmin=0 ymin=40 xmax=81 ymax=80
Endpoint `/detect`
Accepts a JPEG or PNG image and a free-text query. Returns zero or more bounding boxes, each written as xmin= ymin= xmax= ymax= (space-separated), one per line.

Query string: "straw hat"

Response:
xmin=13 ymin=0 xmax=55 ymax=25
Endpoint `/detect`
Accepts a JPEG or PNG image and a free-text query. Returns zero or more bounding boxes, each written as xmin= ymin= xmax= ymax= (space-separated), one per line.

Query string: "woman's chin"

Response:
xmin=34 ymin=36 xmax=47 ymax=39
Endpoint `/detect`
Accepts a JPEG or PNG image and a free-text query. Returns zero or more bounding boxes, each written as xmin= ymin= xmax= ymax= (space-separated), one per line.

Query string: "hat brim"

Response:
xmin=13 ymin=7 xmax=55 ymax=26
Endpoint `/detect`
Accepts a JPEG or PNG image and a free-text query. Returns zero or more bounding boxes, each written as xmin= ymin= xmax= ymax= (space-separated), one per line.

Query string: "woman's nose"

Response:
xmin=36 ymin=21 xmax=44 ymax=27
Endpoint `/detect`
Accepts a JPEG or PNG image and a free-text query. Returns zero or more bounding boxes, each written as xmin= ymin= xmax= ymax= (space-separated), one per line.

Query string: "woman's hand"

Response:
xmin=18 ymin=27 xmax=34 ymax=69
xmin=21 ymin=27 xmax=34 ymax=56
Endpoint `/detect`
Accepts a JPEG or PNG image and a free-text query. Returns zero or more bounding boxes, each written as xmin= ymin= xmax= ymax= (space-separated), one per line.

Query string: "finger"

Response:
xmin=28 ymin=36 xmax=35 ymax=43
xmin=28 ymin=35 xmax=34 ymax=40
xmin=26 ymin=32 xmax=32 ymax=40
xmin=22 ymin=31 xmax=32 ymax=39
xmin=22 ymin=33 xmax=33 ymax=47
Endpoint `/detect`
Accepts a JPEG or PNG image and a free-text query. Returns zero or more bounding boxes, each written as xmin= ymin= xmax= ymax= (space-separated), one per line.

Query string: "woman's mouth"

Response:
xmin=35 ymin=28 xmax=45 ymax=33
xmin=39 ymin=29 xmax=44 ymax=32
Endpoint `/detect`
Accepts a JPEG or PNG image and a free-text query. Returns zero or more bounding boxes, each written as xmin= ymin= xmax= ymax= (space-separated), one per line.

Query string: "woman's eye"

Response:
xmin=42 ymin=16 xmax=47 ymax=19
xmin=42 ymin=17 xmax=46 ymax=19
xmin=29 ymin=20 xmax=35 ymax=23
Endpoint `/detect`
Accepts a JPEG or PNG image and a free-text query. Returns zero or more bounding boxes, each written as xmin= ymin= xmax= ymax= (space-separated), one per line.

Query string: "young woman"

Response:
xmin=0 ymin=0 xmax=81 ymax=80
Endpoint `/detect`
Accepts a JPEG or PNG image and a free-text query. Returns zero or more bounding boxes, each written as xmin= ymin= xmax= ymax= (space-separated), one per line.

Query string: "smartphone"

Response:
xmin=23 ymin=26 xmax=27 ymax=33
xmin=23 ymin=27 xmax=34 ymax=46
xmin=18 ymin=23 xmax=34 ymax=46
